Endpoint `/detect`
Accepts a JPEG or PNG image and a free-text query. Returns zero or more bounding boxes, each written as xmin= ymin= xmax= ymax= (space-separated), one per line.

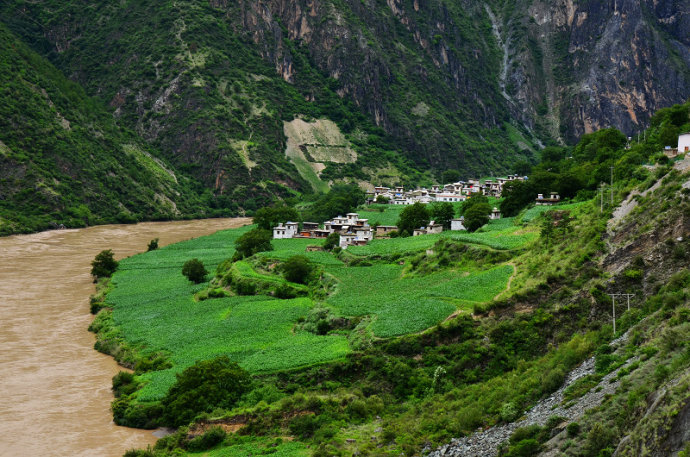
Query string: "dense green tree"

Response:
xmin=375 ymin=195 xmax=390 ymax=204
xmin=464 ymin=203 xmax=491 ymax=232
xmin=253 ymin=205 xmax=299 ymax=231
xmin=429 ymin=202 xmax=455 ymax=229
xmin=281 ymin=255 xmax=316 ymax=284
xmin=162 ymin=356 xmax=251 ymax=426
xmin=323 ymin=232 xmax=340 ymax=251
xmin=182 ymin=259 xmax=208 ymax=284
xmin=91 ymin=249 xmax=119 ymax=280
xmin=441 ymin=169 xmax=461 ymax=183
xmin=397 ymin=202 xmax=430 ymax=235
xmin=306 ymin=184 xmax=366 ymax=222
xmin=234 ymin=228 xmax=273 ymax=260
xmin=460 ymin=194 xmax=489 ymax=215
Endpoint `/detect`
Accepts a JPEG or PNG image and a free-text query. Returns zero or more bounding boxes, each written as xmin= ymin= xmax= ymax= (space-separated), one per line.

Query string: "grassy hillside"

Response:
xmin=0 ymin=24 xmax=220 ymax=235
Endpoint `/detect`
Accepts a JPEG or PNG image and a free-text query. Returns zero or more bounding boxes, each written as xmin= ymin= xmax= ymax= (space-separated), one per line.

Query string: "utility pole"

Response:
xmin=608 ymin=293 xmax=635 ymax=335
xmin=610 ymin=166 xmax=614 ymax=205
xmin=600 ymin=182 xmax=605 ymax=212
xmin=611 ymin=294 xmax=616 ymax=334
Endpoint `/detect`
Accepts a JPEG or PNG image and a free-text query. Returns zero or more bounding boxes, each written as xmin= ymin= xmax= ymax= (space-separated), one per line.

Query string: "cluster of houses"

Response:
xmin=272 ymin=208 xmax=502 ymax=249
xmin=273 ymin=213 xmax=375 ymax=249
xmin=366 ymin=175 xmax=526 ymax=205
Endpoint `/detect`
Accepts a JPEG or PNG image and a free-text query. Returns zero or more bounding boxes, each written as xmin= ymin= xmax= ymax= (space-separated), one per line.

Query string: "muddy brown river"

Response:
xmin=0 ymin=218 xmax=250 ymax=457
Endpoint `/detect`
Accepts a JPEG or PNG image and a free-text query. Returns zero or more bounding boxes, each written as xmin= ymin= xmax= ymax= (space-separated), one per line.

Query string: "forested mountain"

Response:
xmin=1 ymin=0 xmax=689 ymax=233
xmin=0 ymin=24 xmax=216 ymax=235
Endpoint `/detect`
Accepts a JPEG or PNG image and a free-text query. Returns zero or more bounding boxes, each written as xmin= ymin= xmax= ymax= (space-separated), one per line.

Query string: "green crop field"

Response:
xmin=107 ymin=229 xmax=350 ymax=401
xmin=348 ymin=225 xmax=535 ymax=256
xmin=104 ymin=217 xmax=519 ymax=400
xmin=324 ymin=264 xmax=514 ymax=337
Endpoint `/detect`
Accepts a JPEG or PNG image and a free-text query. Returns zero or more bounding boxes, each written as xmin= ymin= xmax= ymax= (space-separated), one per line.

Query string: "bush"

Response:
xmin=91 ymin=249 xmax=119 ymax=280
xmin=567 ymin=422 xmax=580 ymax=437
xmin=182 ymin=259 xmax=208 ymax=284
xmin=323 ymin=232 xmax=340 ymax=251
xmin=147 ymin=238 xmax=159 ymax=251
xmin=234 ymin=228 xmax=272 ymax=260
xmin=162 ymin=356 xmax=252 ymax=426
xmin=281 ymin=255 xmax=316 ymax=284
xmin=186 ymin=426 xmax=226 ymax=451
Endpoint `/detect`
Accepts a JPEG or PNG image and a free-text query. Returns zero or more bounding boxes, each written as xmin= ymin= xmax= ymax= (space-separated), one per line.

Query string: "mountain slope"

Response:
xmin=487 ymin=0 xmax=690 ymax=142
xmin=0 ymin=0 xmax=539 ymax=191
xmin=0 ymin=24 xmax=216 ymax=235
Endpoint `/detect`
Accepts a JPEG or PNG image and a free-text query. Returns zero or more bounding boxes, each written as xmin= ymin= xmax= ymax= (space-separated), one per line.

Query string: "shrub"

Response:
xmin=567 ymin=421 xmax=580 ymax=437
xmin=162 ymin=356 xmax=252 ymax=426
xmin=147 ymin=238 xmax=159 ymax=251
xmin=186 ymin=426 xmax=226 ymax=451
xmin=281 ymin=255 xmax=315 ymax=284
xmin=182 ymin=259 xmax=208 ymax=284
xmin=91 ymin=249 xmax=118 ymax=280
xmin=323 ymin=232 xmax=340 ymax=251
xmin=275 ymin=283 xmax=298 ymax=299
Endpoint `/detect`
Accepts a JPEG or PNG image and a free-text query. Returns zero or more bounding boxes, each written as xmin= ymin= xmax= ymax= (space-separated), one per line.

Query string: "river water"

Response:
xmin=0 ymin=218 xmax=250 ymax=457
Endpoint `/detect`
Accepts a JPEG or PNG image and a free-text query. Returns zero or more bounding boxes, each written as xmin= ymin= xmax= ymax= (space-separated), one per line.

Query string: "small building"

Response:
xmin=535 ymin=193 xmax=561 ymax=206
xmin=376 ymin=225 xmax=398 ymax=237
xmin=679 ymin=132 xmax=690 ymax=154
xmin=436 ymin=193 xmax=464 ymax=202
xmin=451 ymin=218 xmax=466 ymax=231
xmin=413 ymin=221 xmax=443 ymax=236
xmin=273 ymin=221 xmax=299 ymax=239
xmin=313 ymin=229 xmax=332 ymax=238
xmin=490 ymin=207 xmax=502 ymax=220
xmin=302 ymin=222 xmax=319 ymax=232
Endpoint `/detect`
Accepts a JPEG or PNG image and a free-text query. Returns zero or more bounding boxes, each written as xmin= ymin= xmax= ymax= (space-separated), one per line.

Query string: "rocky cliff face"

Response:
xmin=495 ymin=0 xmax=690 ymax=142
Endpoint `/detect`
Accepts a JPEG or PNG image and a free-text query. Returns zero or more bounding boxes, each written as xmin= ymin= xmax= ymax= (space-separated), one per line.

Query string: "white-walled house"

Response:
xmin=273 ymin=222 xmax=299 ymax=239
xmin=678 ymin=132 xmax=690 ymax=153
xmin=451 ymin=218 xmax=466 ymax=231
xmin=490 ymin=207 xmax=502 ymax=220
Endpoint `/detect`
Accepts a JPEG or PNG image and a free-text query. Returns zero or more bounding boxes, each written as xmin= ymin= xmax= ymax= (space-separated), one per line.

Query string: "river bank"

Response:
xmin=0 ymin=218 xmax=250 ymax=457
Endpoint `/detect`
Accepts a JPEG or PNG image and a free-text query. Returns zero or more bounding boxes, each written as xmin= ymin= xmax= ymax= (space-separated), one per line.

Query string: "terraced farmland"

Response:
xmin=324 ymin=264 xmax=514 ymax=337
xmin=103 ymin=216 xmax=521 ymax=400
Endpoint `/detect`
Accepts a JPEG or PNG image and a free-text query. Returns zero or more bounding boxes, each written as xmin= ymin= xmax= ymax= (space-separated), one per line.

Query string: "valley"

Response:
xmin=1 ymin=1 xmax=690 ymax=456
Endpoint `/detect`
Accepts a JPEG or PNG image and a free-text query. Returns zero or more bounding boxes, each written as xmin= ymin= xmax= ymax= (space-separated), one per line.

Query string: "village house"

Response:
xmin=413 ymin=220 xmax=443 ymax=236
xmin=339 ymin=225 xmax=374 ymax=249
xmin=677 ymin=132 xmax=690 ymax=154
xmin=376 ymin=225 xmax=398 ymax=237
xmin=490 ymin=207 xmax=502 ymax=220
xmin=535 ymin=192 xmax=561 ymax=206
xmin=273 ymin=222 xmax=298 ymax=239
xmin=302 ymin=222 xmax=319 ymax=232
xmin=436 ymin=193 xmax=464 ymax=202
xmin=451 ymin=217 xmax=466 ymax=231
